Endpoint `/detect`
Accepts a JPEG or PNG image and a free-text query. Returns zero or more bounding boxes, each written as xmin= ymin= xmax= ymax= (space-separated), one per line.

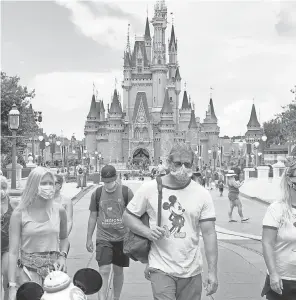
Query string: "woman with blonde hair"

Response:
xmin=262 ymin=158 xmax=296 ymax=299
xmin=1 ymin=175 xmax=16 ymax=300
xmin=8 ymin=167 xmax=68 ymax=300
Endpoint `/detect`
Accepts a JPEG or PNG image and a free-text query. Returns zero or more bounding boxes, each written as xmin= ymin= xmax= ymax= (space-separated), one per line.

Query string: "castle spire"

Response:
xmin=175 ymin=66 xmax=181 ymax=81
xmin=169 ymin=24 xmax=176 ymax=51
xmin=188 ymin=109 xmax=198 ymax=129
xmin=109 ymin=89 xmax=122 ymax=114
xmin=87 ymin=94 xmax=100 ymax=119
xmin=144 ymin=17 xmax=151 ymax=40
xmin=208 ymin=98 xmax=217 ymax=121
xmin=126 ymin=23 xmax=131 ymax=53
xmin=181 ymin=90 xmax=190 ymax=109
xmin=247 ymin=103 xmax=260 ymax=127
xmin=161 ymin=89 xmax=173 ymax=113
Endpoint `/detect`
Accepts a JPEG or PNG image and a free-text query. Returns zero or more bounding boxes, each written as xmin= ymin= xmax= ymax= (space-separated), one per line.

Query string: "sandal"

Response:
xmin=241 ymin=218 xmax=250 ymax=222
xmin=229 ymin=220 xmax=237 ymax=222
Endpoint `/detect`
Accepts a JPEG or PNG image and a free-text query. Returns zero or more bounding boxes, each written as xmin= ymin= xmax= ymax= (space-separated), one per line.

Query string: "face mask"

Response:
xmin=170 ymin=165 xmax=193 ymax=183
xmin=38 ymin=186 xmax=55 ymax=200
xmin=105 ymin=181 xmax=116 ymax=191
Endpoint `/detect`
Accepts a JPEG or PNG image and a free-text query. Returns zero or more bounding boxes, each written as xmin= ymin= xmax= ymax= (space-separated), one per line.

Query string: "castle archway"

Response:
xmin=132 ymin=148 xmax=150 ymax=166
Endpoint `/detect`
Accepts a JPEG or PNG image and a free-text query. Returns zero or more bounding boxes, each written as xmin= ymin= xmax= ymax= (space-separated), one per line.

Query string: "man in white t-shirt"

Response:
xmin=123 ymin=142 xmax=218 ymax=300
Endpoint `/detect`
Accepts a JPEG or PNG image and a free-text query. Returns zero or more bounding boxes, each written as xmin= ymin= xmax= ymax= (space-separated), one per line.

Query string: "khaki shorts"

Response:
xmin=149 ymin=268 xmax=202 ymax=300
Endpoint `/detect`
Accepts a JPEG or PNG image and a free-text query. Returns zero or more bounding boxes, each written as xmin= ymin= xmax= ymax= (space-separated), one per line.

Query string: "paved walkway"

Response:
xmin=66 ymin=181 xmax=267 ymax=300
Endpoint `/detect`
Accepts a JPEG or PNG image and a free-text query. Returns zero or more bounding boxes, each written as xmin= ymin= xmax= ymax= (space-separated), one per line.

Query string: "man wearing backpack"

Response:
xmin=123 ymin=142 xmax=218 ymax=300
xmin=76 ymin=164 xmax=84 ymax=189
xmin=86 ymin=165 xmax=134 ymax=300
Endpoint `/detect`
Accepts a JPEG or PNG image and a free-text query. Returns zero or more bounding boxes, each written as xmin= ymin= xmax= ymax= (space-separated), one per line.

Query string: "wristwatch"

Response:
xmin=8 ymin=282 xmax=17 ymax=288
xmin=59 ymin=251 xmax=67 ymax=259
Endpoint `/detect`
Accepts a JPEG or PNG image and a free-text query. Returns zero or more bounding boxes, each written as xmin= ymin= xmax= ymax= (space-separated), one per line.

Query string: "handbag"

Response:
xmin=123 ymin=176 xmax=163 ymax=264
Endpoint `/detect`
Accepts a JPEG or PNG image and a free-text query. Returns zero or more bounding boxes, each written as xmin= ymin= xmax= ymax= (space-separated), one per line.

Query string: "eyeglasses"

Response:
xmin=172 ymin=161 xmax=193 ymax=169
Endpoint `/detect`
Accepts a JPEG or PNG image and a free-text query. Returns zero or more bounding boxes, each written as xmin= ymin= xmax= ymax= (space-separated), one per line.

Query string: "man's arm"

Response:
xmin=200 ymin=220 xmax=218 ymax=274
xmin=66 ymin=197 xmax=74 ymax=236
xmin=87 ymin=211 xmax=98 ymax=241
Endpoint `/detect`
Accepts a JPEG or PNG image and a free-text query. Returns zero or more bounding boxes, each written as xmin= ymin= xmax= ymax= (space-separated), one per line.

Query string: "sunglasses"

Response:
xmin=172 ymin=162 xmax=193 ymax=169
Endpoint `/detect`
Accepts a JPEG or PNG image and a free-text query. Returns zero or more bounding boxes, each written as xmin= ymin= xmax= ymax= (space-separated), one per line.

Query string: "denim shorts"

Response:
xmin=149 ymin=268 xmax=202 ymax=300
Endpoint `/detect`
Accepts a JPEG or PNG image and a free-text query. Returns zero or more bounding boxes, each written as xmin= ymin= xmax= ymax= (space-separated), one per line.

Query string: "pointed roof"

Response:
xmin=132 ymin=92 xmax=150 ymax=122
xmin=181 ymin=90 xmax=190 ymax=109
xmin=131 ymin=41 xmax=149 ymax=67
xmin=161 ymin=89 xmax=173 ymax=113
xmin=188 ymin=110 xmax=198 ymax=129
xmin=175 ymin=67 xmax=181 ymax=81
xmin=124 ymin=51 xmax=131 ymax=67
xmin=87 ymin=95 xmax=100 ymax=119
xmin=208 ymin=98 xmax=217 ymax=121
xmin=247 ymin=104 xmax=261 ymax=127
xmin=169 ymin=25 xmax=177 ymax=51
xmin=100 ymin=100 xmax=105 ymax=111
xmin=144 ymin=17 xmax=151 ymax=40
xmin=109 ymin=89 xmax=122 ymax=114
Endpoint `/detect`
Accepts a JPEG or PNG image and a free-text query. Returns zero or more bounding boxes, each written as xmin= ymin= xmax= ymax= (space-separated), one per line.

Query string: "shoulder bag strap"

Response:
xmin=122 ymin=185 xmax=129 ymax=206
xmin=96 ymin=186 xmax=103 ymax=212
xmin=156 ymin=176 xmax=163 ymax=226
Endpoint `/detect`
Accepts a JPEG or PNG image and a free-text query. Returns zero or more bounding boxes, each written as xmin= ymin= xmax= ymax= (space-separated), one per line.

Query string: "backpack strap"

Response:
xmin=122 ymin=185 xmax=129 ymax=207
xmin=95 ymin=186 xmax=103 ymax=212
xmin=156 ymin=176 xmax=163 ymax=226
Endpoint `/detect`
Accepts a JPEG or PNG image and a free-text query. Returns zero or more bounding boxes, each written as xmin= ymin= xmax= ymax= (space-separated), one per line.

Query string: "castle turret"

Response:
xmin=245 ymin=103 xmax=263 ymax=143
xmin=84 ymin=94 xmax=100 ymax=155
xmin=151 ymin=0 xmax=168 ymax=111
xmin=159 ymin=89 xmax=175 ymax=161
xmin=144 ymin=17 xmax=152 ymax=64
xmin=168 ymin=24 xmax=178 ymax=79
xmin=179 ymin=90 xmax=191 ymax=131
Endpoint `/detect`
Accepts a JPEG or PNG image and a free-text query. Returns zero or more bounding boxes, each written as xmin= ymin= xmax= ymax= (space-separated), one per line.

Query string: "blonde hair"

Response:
xmin=17 ymin=167 xmax=55 ymax=211
xmin=279 ymin=163 xmax=296 ymax=222
xmin=0 ymin=175 xmax=8 ymax=191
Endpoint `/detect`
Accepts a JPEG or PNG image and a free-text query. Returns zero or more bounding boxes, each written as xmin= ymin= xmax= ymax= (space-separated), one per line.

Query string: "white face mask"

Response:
xmin=104 ymin=181 xmax=116 ymax=191
xmin=38 ymin=185 xmax=55 ymax=200
xmin=170 ymin=164 xmax=193 ymax=183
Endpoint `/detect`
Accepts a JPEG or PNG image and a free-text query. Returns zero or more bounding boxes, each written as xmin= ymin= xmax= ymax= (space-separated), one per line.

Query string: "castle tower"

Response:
xmin=159 ymin=89 xmax=175 ymax=162
xmin=107 ymin=89 xmax=124 ymax=162
xmin=151 ymin=0 xmax=169 ymax=115
xmin=122 ymin=24 xmax=132 ymax=119
xmin=179 ymin=90 xmax=191 ymax=131
xmin=245 ymin=103 xmax=263 ymax=143
xmin=84 ymin=94 xmax=100 ymax=155
xmin=144 ymin=17 xmax=152 ymax=64
xmin=168 ymin=24 xmax=178 ymax=79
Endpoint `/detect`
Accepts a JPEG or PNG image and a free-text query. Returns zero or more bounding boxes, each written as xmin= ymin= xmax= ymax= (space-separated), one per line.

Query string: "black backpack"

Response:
xmin=95 ymin=185 xmax=129 ymax=211
xmin=78 ymin=168 xmax=83 ymax=174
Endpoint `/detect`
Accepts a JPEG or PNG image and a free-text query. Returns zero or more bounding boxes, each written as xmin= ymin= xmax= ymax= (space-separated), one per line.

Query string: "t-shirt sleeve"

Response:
xmin=199 ymin=191 xmax=216 ymax=222
xmin=89 ymin=190 xmax=98 ymax=212
xmin=127 ymin=188 xmax=134 ymax=203
xmin=262 ymin=203 xmax=283 ymax=229
xmin=126 ymin=183 xmax=149 ymax=218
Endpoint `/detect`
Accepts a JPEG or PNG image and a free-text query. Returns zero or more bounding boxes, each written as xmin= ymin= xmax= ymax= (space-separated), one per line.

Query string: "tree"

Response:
xmin=263 ymin=118 xmax=286 ymax=147
xmin=1 ymin=72 xmax=39 ymax=160
xmin=278 ymin=101 xmax=296 ymax=141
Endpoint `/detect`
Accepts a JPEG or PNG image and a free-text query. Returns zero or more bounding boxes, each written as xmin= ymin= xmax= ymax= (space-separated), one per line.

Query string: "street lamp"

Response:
xmin=261 ymin=135 xmax=267 ymax=165
xmin=98 ymin=152 xmax=102 ymax=182
xmin=38 ymin=135 xmax=45 ymax=166
xmin=208 ymin=149 xmax=212 ymax=167
xmin=254 ymin=141 xmax=260 ymax=167
xmin=8 ymin=104 xmax=20 ymax=189
xmin=95 ymin=151 xmax=98 ymax=172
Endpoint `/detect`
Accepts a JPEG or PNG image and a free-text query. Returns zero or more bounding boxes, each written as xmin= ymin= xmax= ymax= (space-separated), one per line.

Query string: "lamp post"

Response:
xmin=254 ymin=141 xmax=260 ymax=167
xmin=98 ymin=153 xmax=102 ymax=182
xmin=8 ymin=104 xmax=20 ymax=189
xmin=208 ymin=149 xmax=212 ymax=167
xmin=261 ymin=135 xmax=267 ymax=165
xmin=95 ymin=151 xmax=98 ymax=172
xmin=38 ymin=135 xmax=45 ymax=166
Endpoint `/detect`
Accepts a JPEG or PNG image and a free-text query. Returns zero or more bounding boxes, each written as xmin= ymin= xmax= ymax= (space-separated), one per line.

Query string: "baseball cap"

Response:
xmin=101 ymin=165 xmax=117 ymax=183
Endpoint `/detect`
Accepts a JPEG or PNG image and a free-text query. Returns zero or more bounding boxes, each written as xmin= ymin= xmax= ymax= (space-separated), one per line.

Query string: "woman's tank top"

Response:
xmin=21 ymin=203 xmax=60 ymax=253
xmin=1 ymin=201 xmax=13 ymax=253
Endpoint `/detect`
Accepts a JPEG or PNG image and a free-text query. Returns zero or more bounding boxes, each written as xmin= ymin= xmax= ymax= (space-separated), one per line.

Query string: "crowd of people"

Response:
xmin=1 ymin=141 xmax=296 ymax=300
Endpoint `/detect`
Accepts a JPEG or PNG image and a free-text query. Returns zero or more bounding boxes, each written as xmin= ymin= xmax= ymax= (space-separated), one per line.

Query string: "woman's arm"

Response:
xmin=262 ymin=227 xmax=278 ymax=275
xmin=59 ymin=207 xmax=68 ymax=253
xmin=8 ymin=209 xmax=22 ymax=283
xmin=65 ymin=198 xmax=73 ymax=236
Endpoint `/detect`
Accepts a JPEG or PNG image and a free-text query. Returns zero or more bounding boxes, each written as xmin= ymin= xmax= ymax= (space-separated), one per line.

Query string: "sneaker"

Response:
xmin=229 ymin=220 xmax=237 ymax=223
xmin=241 ymin=218 xmax=250 ymax=222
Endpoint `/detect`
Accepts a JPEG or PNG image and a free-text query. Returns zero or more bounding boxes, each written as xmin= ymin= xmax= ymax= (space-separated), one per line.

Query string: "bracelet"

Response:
xmin=8 ymin=282 xmax=17 ymax=288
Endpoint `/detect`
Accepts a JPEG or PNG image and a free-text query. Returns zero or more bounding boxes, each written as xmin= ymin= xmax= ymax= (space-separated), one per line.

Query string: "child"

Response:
xmin=218 ymin=179 xmax=224 ymax=196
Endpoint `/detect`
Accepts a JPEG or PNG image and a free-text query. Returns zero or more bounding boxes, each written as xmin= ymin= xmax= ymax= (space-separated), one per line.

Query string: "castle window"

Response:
xmin=159 ymin=79 xmax=161 ymax=84
xmin=137 ymin=67 xmax=142 ymax=73
xmin=137 ymin=58 xmax=142 ymax=65
xmin=170 ymin=97 xmax=173 ymax=103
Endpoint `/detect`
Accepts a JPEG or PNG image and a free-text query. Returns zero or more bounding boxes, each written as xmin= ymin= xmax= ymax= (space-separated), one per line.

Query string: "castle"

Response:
xmin=84 ymin=0 xmax=221 ymax=167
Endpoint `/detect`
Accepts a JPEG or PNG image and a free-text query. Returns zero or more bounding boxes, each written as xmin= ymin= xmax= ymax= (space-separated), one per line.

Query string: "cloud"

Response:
xmin=275 ymin=2 xmax=296 ymax=36
xmin=55 ymin=0 xmax=141 ymax=50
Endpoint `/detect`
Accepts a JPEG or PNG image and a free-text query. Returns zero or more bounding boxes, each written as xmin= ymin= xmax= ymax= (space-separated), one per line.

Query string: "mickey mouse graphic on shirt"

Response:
xmin=162 ymin=195 xmax=186 ymax=238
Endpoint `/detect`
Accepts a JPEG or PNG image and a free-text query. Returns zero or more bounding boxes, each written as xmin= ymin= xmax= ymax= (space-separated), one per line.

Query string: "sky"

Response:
xmin=2 ymin=0 xmax=296 ymax=140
